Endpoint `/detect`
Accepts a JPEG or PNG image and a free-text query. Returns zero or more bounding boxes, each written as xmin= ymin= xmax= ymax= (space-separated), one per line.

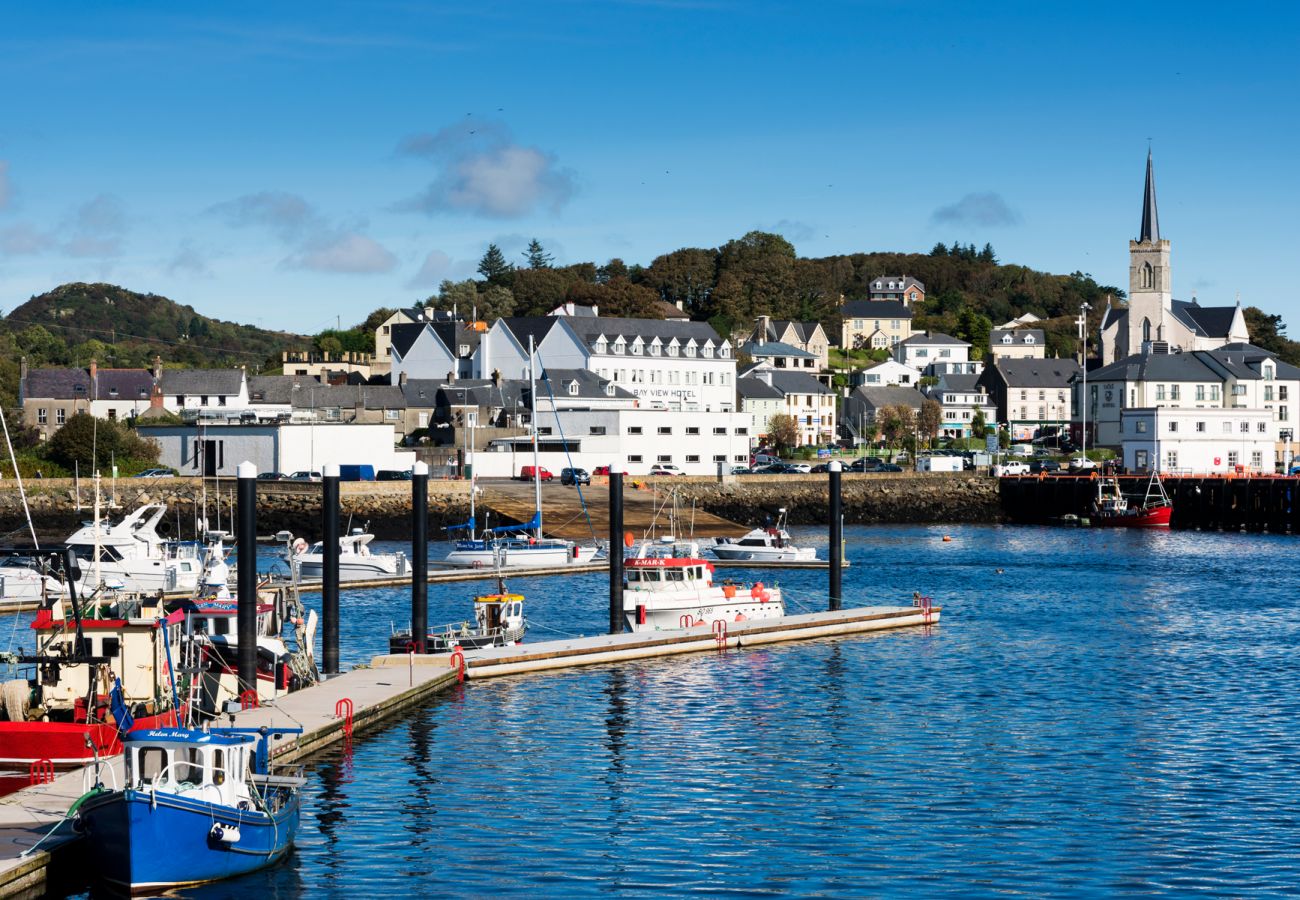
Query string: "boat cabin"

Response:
xmin=625 ymin=559 xmax=714 ymax=591
xmin=125 ymin=729 xmax=255 ymax=806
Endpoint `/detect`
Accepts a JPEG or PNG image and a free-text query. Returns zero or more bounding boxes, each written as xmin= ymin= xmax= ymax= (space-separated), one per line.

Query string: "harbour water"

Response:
xmin=36 ymin=524 xmax=1300 ymax=897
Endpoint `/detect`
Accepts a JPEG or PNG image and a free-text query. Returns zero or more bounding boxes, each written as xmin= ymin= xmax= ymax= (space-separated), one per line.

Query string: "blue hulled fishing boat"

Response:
xmin=76 ymin=724 xmax=304 ymax=893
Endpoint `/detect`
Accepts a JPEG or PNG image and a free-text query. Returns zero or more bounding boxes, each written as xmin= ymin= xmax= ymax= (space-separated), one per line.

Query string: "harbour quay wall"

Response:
xmin=667 ymin=473 xmax=1000 ymax=526
xmin=999 ymin=474 xmax=1300 ymax=532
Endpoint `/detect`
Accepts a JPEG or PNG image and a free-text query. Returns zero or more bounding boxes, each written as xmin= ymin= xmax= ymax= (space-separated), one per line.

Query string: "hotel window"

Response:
xmin=650 ymin=344 xmax=660 ymax=356
xmin=713 ymin=427 xmax=726 ymax=435
xmin=686 ymin=455 xmax=700 ymax=463
xmin=1156 ymin=385 xmax=1166 ymax=401
xmin=37 ymin=408 xmax=47 ymax=425
xmin=1266 ymin=386 xmax=1274 ymax=401
xmin=1038 ymin=390 xmax=1046 ymax=401
xmin=703 ymin=345 xmax=713 ymax=358
xmin=56 ymin=409 xmax=66 ymax=425
xmin=627 ymin=426 xmax=642 ymax=435
xmin=1252 ymin=451 xmax=1264 ymax=468
xmin=1196 ymin=385 xmax=1205 ymax=401
xmin=1168 ymin=421 xmax=1178 ymax=433
xmin=1258 ymin=422 xmax=1268 ymax=433
xmin=736 ymin=427 xmax=748 ymax=435
xmin=1196 ymin=421 xmax=1206 ymax=433
xmin=614 ymin=341 xmax=625 ymax=355
xmin=1228 ymin=451 xmax=1238 ymax=467
xmin=1038 ymin=406 xmax=1046 ymax=420
xmin=657 ymin=455 xmax=672 ymax=463
xmin=1240 ymin=422 xmax=1250 ymax=433
xmin=668 ymin=345 xmax=678 ymax=357
xmin=1211 ymin=385 xmax=1221 ymax=401
xmin=589 ymin=426 xmax=606 ymax=435
xmin=1019 ymin=390 xmax=1028 ymax=401
xmin=1222 ymin=421 xmax=1231 ymax=433
xmin=686 ymin=345 xmax=696 ymax=358
xmin=568 ymin=382 xmax=579 ymax=396
xmin=629 ymin=455 xmax=642 ymax=463
xmin=632 ymin=343 xmax=643 ymax=356
xmin=686 ymin=426 xmax=700 ymax=435
xmin=1170 ymin=385 xmax=1180 ymax=400
xmin=1282 ymin=406 xmax=1290 ymax=421
xmin=734 ymin=455 xmax=747 ymax=462
xmin=538 ymin=427 xmax=552 ymax=436
xmin=713 ymin=454 xmax=726 ymax=462
xmin=658 ymin=427 xmax=672 ymax=435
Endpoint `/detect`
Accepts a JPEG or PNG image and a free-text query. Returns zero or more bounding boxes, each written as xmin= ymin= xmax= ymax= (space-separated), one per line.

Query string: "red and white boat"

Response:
xmin=623 ymin=538 xmax=786 ymax=632
xmin=0 ymin=587 xmax=181 ymax=769
xmin=1092 ymin=473 xmax=1173 ymax=528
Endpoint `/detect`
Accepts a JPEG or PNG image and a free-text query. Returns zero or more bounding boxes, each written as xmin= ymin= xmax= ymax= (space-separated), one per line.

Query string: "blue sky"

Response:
xmin=0 ymin=1 xmax=1296 ymax=335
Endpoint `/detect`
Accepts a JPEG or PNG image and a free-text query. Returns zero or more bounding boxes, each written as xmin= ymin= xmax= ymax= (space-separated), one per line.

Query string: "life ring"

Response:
xmin=291 ymin=538 xmax=308 ymax=556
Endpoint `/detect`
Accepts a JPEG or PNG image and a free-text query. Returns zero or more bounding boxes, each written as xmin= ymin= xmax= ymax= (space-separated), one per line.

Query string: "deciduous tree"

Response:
xmin=919 ymin=398 xmax=943 ymax=447
xmin=768 ymin=413 xmax=800 ymax=451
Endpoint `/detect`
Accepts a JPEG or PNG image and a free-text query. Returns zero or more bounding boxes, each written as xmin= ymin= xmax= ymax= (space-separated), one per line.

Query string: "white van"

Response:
xmin=1010 ymin=444 xmax=1034 ymax=457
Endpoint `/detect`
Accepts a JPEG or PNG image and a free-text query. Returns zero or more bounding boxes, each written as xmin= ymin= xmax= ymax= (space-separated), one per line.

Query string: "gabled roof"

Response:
xmin=901 ymin=332 xmax=969 ymax=347
xmin=402 ymin=378 xmax=527 ymax=410
xmin=553 ymin=315 xmax=726 ymax=350
xmin=431 ymin=322 xmax=482 ymax=357
xmin=869 ymin=276 xmax=925 ymax=293
xmin=292 ymin=384 xmax=406 ymax=409
xmin=846 ymin=385 xmax=924 ymax=410
xmin=737 ymin=376 xmax=784 ymax=400
xmin=842 ymin=299 xmax=912 ymax=320
xmin=990 ymin=358 xmax=1082 ymax=387
xmin=652 ymin=300 xmax=690 ymax=320
xmin=159 ymin=369 xmax=244 ymax=395
xmin=500 ymin=316 xmax=567 ymax=351
xmin=936 ymin=374 xmax=983 ymax=393
xmin=389 ymin=323 xmax=428 ymax=359
xmin=538 ymin=368 xmax=635 ymax=400
xmin=741 ymin=340 xmax=816 ymax=360
xmin=991 ymin=328 xmax=1045 ymax=345
xmin=23 ymin=368 xmax=91 ymax=400
xmin=772 ymin=320 xmax=821 ymax=343
xmin=762 ymin=371 xmax=834 ymax=395
xmin=1215 ymin=343 xmax=1300 ymax=380
xmin=1174 ymin=300 xmax=1239 ymax=338
xmin=248 ymin=375 xmax=299 ymax=404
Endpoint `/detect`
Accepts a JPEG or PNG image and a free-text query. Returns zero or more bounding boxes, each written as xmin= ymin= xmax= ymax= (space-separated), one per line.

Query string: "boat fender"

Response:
xmin=750 ymin=582 xmax=764 ymax=599
xmin=210 ymin=823 xmax=242 ymax=844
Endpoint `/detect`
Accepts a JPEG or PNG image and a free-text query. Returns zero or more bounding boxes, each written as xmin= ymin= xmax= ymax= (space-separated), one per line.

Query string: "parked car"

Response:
xmin=810 ymin=464 xmax=829 ymax=473
xmin=133 ymin=468 xmax=176 ymax=478
xmin=519 ymin=465 xmax=554 ymax=482
xmin=992 ymin=461 xmax=1031 ymax=477
xmin=561 ymin=467 xmax=591 ymax=486
xmin=730 ymin=465 xmax=753 ymax=475
xmin=753 ymin=453 xmax=782 ymax=467
xmin=376 ymin=469 xmax=413 ymax=481
xmin=649 ymin=464 xmax=684 ymax=477
xmin=847 ymin=457 xmax=884 ymax=472
xmin=1067 ymin=457 xmax=1099 ymax=471
xmin=256 ymin=472 xmax=287 ymax=481
xmin=863 ymin=463 xmax=904 ymax=473
xmin=783 ymin=463 xmax=813 ymax=474
xmin=750 ymin=464 xmax=784 ymax=474
xmin=287 ymin=471 xmax=322 ymax=482
xmin=1029 ymin=460 xmax=1062 ymax=475
xmin=593 ymin=465 xmax=611 ymax=476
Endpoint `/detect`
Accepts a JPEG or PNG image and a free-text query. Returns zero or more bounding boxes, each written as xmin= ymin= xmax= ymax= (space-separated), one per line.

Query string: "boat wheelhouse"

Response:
xmin=64 ymin=504 xmax=202 ymax=594
xmin=1092 ymin=473 xmax=1173 ymax=528
xmin=390 ymin=589 xmax=526 ymax=653
xmin=711 ymin=509 xmax=818 ymax=562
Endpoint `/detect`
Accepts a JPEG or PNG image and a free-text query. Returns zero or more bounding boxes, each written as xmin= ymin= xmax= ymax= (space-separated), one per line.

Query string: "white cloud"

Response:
xmin=396 ymin=120 xmax=575 ymax=218
xmin=167 ymin=242 xmax=211 ymax=277
xmin=208 ymin=190 xmax=319 ymax=239
xmin=0 ymin=223 xmax=56 ymax=256
xmin=284 ymin=231 xmax=398 ymax=274
xmin=64 ymin=235 xmax=124 ymax=258
xmin=405 ymin=249 xmax=452 ymax=288
xmin=758 ymin=219 xmax=815 ymax=243
xmin=931 ymin=192 xmax=1021 ymax=227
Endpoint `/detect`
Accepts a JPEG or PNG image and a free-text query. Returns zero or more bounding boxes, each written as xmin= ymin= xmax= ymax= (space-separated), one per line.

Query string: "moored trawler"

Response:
xmin=623 ymin=538 xmax=785 ymax=632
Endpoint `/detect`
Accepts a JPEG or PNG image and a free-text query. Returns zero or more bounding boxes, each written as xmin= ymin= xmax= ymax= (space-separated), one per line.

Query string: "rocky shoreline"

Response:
xmin=0 ymin=474 xmax=1000 ymax=543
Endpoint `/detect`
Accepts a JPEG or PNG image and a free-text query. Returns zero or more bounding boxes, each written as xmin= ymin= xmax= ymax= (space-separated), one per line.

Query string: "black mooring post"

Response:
xmin=609 ymin=469 xmax=624 ymax=634
xmin=236 ymin=462 xmax=259 ymax=694
xmin=411 ymin=460 xmax=429 ymax=653
xmin=829 ymin=459 xmax=843 ymax=611
xmin=322 ymin=463 xmax=340 ymax=675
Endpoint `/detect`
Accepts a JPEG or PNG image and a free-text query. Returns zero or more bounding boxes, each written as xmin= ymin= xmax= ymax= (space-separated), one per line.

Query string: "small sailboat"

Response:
xmin=711 ymin=508 xmax=818 ymax=562
xmin=75 ymin=723 xmax=305 ymax=893
xmin=1092 ymin=472 xmax=1173 ymax=528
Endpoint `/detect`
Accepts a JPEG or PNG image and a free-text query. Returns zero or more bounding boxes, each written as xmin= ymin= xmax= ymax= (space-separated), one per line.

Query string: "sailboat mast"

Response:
xmin=93 ymin=473 xmax=102 ymax=590
xmin=529 ymin=334 xmax=542 ymax=538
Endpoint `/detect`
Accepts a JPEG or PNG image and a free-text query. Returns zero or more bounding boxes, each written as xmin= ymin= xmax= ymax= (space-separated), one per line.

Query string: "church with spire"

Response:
xmin=1098 ymin=151 xmax=1250 ymax=364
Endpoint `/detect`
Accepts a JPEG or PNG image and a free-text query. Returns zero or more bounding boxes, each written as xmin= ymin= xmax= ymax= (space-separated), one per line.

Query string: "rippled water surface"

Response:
xmin=55 ymin=525 xmax=1300 ymax=897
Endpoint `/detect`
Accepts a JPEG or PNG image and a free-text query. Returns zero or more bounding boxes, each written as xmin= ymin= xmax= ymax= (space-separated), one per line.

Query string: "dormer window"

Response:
xmin=595 ymin=338 xmax=607 ymax=354
xmin=1023 ymin=334 xmax=1035 ymax=344
xmin=1001 ymin=334 xmax=1012 ymax=344
xmin=109 ymin=388 xmax=119 ymax=397
xmin=605 ymin=383 xmax=615 ymax=396
xmin=568 ymin=381 xmax=579 ymax=396
xmin=703 ymin=344 xmax=714 ymax=358
xmin=631 ymin=341 xmax=643 ymax=356
xmin=720 ymin=346 xmax=730 ymax=358
xmin=649 ymin=343 xmax=660 ymax=356
xmin=668 ymin=344 xmax=678 ymax=357
xmin=685 ymin=344 xmax=696 ymax=358
xmin=459 ymin=344 xmax=470 ymax=356
xmin=613 ymin=339 xmax=625 ymax=355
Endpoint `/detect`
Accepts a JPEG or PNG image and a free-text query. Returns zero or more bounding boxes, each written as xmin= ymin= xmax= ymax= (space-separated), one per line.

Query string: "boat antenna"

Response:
xmin=0 ymin=407 xmax=38 ymax=548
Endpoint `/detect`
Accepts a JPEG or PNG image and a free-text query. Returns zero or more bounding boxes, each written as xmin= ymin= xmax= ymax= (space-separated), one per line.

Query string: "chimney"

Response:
xmin=447 ymin=369 xmax=456 ymax=384
xmin=492 ymin=368 xmax=501 ymax=387
xmin=675 ymin=300 xmax=684 ymax=311
xmin=149 ymin=383 xmax=164 ymax=410
xmin=89 ymin=358 xmax=98 ymax=402
xmin=757 ymin=315 xmax=770 ymax=346
xmin=398 ymin=372 xmax=408 ymax=386
xmin=152 ymin=355 xmax=162 ymax=380
xmin=19 ymin=357 xmax=27 ymax=398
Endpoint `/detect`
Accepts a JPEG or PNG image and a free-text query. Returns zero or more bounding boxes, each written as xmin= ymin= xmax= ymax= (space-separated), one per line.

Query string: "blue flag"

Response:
xmin=109 ymin=677 xmax=134 ymax=734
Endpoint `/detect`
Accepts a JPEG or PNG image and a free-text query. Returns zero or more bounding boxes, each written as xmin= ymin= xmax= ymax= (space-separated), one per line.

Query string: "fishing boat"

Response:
xmin=0 ymin=555 xmax=69 ymax=609
xmin=389 ymin=577 xmax=526 ymax=653
xmin=75 ymin=723 xmax=305 ymax=893
xmin=1092 ymin=472 xmax=1173 ymax=528
xmin=623 ymin=536 xmax=787 ymax=632
xmin=289 ymin=528 xmax=408 ymax=581
xmin=0 ymin=552 xmax=181 ymax=769
xmin=711 ymin=508 xmax=818 ymax=562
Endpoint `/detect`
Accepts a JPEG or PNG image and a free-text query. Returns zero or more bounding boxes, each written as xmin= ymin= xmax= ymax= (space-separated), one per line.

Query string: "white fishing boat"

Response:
xmin=623 ymin=536 xmax=786 ymax=632
xmin=290 ymin=529 xmax=408 ymax=581
xmin=63 ymin=499 xmax=202 ymax=594
xmin=711 ymin=508 xmax=818 ymax=562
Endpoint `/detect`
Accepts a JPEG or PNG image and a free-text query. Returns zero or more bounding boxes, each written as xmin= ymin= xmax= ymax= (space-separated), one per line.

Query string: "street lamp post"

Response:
xmin=1079 ymin=301 xmax=1091 ymax=463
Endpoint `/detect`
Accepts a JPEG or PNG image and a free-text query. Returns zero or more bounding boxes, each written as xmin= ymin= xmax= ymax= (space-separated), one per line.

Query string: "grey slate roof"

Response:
xmin=403 ymin=379 xmax=527 ymax=410
xmin=95 ymin=369 xmax=153 ymax=401
xmin=737 ymin=376 xmax=784 ymax=400
xmin=389 ymin=323 xmax=427 ymax=358
xmin=991 ymin=328 xmax=1045 ymax=346
xmin=500 ymin=317 xmax=565 ymax=351
xmin=841 ymin=299 xmax=912 ymax=320
xmin=936 ymin=374 xmax=983 ymax=393
xmin=1215 ymin=343 xmax=1300 ymax=380
xmin=538 ymin=368 xmax=636 ymax=399
xmin=431 ymin=322 xmax=482 ymax=357
xmin=562 ymin=315 xmax=725 ymax=348
xmin=741 ymin=340 xmax=816 ymax=360
xmin=762 ymin=371 xmax=834 ymax=395
xmin=1175 ymin=301 xmax=1238 ymax=338
xmin=901 ymin=331 xmax=969 ymax=347
xmin=846 ymin=385 xmax=924 ymax=411
xmin=159 ymin=369 xmax=244 ymax=395
xmin=990 ymin=358 xmax=1082 ymax=387
xmin=869 ymin=276 xmax=925 ymax=293
xmin=248 ymin=375 xmax=301 ymax=404
xmin=291 ymin=384 xmax=406 ymax=409
xmin=23 ymin=368 xmax=91 ymax=400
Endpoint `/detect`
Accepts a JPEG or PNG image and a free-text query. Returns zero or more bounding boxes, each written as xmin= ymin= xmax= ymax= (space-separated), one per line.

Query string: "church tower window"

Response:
xmin=1143 ymin=319 xmax=1152 ymax=342
xmin=1141 ymin=262 xmax=1154 ymax=290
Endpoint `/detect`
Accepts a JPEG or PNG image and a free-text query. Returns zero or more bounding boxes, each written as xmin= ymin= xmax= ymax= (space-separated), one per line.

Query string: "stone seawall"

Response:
xmin=671 ymin=474 xmax=1000 ymax=526
xmin=0 ymin=473 xmax=999 ymax=543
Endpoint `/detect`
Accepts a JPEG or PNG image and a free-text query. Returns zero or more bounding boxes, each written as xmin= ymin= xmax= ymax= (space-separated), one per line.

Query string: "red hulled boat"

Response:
xmin=1092 ymin=473 xmax=1173 ymax=528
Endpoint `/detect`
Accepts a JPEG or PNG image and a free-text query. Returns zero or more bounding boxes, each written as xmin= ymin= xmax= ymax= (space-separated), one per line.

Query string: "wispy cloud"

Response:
xmin=758 ymin=219 xmax=815 ymax=243
xmin=931 ymin=192 xmax=1021 ymax=227
xmin=167 ymin=242 xmax=211 ymax=277
xmin=405 ymin=249 xmax=452 ymax=288
xmin=0 ymin=161 xmax=10 ymax=210
xmin=207 ymin=191 xmax=319 ymax=239
xmin=395 ymin=120 xmax=576 ymax=218
xmin=284 ymin=231 xmax=398 ymax=274
xmin=0 ymin=223 xmax=56 ymax=256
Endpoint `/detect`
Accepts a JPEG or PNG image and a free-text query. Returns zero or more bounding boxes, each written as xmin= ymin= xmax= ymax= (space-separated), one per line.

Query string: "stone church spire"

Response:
xmin=1139 ymin=149 xmax=1160 ymax=242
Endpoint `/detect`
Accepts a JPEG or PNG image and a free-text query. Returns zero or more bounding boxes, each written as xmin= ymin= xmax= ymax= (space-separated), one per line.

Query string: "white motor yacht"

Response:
xmin=711 ymin=509 xmax=818 ymax=562
xmin=623 ymin=536 xmax=786 ymax=632
xmin=63 ymin=504 xmax=202 ymax=594
xmin=290 ymin=529 xmax=408 ymax=581
xmin=0 ymin=556 xmax=69 ymax=609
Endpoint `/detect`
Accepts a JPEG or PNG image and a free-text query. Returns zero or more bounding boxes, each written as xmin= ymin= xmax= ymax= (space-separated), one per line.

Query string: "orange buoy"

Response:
xmin=623 ymin=531 xmax=635 ymax=548
xmin=942 ymin=535 xmax=952 ymax=542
